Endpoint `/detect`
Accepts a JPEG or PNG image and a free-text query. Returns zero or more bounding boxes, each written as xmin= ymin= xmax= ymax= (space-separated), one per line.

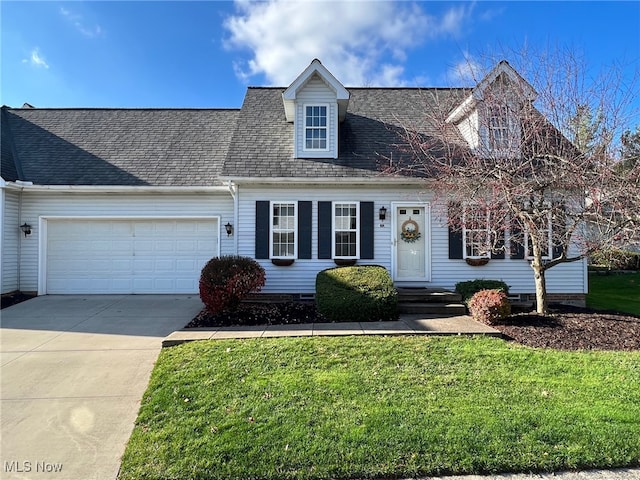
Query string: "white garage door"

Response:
xmin=46 ymin=219 xmax=218 ymax=294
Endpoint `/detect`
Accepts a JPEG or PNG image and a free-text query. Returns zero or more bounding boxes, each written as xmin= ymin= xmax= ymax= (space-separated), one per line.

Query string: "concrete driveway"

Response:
xmin=0 ymin=295 xmax=202 ymax=480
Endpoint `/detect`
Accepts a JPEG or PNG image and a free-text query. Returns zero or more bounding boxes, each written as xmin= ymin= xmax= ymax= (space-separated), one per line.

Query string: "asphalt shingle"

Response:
xmin=1 ymin=108 xmax=239 ymax=186
xmin=221 ymin=87 xmax=469 ymax=179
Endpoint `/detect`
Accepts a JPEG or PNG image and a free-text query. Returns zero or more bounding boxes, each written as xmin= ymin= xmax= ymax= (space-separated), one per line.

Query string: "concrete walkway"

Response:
xmin=1 ymin=295 xmax=202 ymax=480
xmin=163 ymin=313 xmax=501 ymax=346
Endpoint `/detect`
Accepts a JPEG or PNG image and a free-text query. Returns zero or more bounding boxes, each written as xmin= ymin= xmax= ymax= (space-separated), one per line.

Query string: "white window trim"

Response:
xmin=462 ymin=204 xmax=491 ymax=259
xmin=302 ymin=103 xmax=330 ymax=152
xmin=524 ymin=210 xmax=553 ymax=260
xmin=488 ymin=105 xmax=510 ymax=151
xmin=269 ymin=201 xmax=297 ymax=260
xmin=483 ymin=102 xmax=521 ymax=157
xmin=332 ymin=201 xmax=360 ymax=259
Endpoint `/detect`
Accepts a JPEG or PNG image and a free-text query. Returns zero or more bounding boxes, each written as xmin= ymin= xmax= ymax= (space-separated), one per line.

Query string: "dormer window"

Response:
xmin=304 ymin=105 xmax=328 ymax=151
xmin=488 ymin=105 xmax=510 ymax=151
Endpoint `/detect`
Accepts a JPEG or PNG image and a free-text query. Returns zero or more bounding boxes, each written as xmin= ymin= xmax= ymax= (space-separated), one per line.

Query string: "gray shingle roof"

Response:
xmin=1 ymin=87 xmax=473 ymax=186
xmin=1 ymin=108 xmax=20 ymax=181
xmin=222 ymin=87 xmax=469 ymax=178
xmin=1 ymin=107 xmax=239 ymax=186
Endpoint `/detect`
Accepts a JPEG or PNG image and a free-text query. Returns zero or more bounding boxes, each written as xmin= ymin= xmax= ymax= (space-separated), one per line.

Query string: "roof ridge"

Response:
xmin=247 ymin=86 xmax=470 ymax=91
xmin=3 ymin=107 xmax=241 ymax=112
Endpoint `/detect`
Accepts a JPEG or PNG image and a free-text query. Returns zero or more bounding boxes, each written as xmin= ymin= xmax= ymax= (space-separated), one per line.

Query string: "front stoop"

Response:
xmin=397 ymin=287 xmax=466 ymax=316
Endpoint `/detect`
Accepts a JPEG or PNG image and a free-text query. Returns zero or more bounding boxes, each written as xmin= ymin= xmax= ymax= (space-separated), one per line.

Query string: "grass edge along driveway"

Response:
xmin=118 ymin=336 xmax=640 ymax=480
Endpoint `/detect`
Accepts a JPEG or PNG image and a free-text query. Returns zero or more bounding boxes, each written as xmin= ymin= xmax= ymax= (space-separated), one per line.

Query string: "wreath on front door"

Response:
xmin=400 ymin=219 xmax=421 ymax=243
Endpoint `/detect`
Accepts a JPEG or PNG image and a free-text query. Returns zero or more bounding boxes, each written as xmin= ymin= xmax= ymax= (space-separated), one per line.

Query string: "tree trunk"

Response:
xmin=530 ymin=243 xmax=549 ymax=315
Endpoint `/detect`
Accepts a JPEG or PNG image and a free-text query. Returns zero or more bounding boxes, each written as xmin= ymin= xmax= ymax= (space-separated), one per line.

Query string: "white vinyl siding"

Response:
xmin=270 ymin=201 xmax=297 ymax=259
xmin=237 ymin=185 xmax=587 ymax=296
xmin=1 ymin=190 xmax=20 ymax=293
xmin=16 ymin=192 xmax=234 ymax=293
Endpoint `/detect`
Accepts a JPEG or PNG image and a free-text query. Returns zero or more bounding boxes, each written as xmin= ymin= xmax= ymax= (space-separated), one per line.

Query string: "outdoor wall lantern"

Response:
xmin=379 ymin=206 xmax=387 ymax=221
xmin=20 ymin=223 xmax=32 ymax=237
xmin=224 ymin=222 xmax=233 ymax=236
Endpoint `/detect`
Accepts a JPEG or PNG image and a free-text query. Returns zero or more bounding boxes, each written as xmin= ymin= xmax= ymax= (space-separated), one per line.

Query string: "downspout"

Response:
xmin=14 ymin=181 xmax=33 ymax=293
xmin=228 ymin=181 xmax=239 ymax=255
xmin=16 ymin=185 xmax=23 ymax=291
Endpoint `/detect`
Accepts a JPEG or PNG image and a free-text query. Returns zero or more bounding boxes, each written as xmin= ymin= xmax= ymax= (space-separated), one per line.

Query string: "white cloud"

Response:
xmin=60 ymin=6 xmax=103 ymax=38
xmin=447 ymin=52 xmax=483 ymax=85
xmin=24 ymin=48 xmax=49 ymax=69
xmin=223 ymin=0 xmax=473 ymax=86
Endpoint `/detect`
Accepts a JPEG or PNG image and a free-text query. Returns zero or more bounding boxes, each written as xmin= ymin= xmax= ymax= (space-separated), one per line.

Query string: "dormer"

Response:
xmin=283 ymin=59 xmax=350 ymax=159
xmin=446 ymin=61 xmax=537 ymax=157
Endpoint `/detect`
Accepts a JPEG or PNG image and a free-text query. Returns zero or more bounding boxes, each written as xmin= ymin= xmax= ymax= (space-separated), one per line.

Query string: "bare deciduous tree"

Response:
xmin=386 ymin=49 xmax=639 ymax=314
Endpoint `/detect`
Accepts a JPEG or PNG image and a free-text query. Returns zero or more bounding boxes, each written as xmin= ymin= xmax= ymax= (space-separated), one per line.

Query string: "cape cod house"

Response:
xmin=0 ymin=60 xmax=587 ymax=305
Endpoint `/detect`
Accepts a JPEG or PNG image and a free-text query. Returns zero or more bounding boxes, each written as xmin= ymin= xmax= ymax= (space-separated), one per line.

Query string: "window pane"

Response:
xmin=335 ymin=232 xmax=356 ymax=257
xmin=272 ymin=203 xmax=295 ymax=257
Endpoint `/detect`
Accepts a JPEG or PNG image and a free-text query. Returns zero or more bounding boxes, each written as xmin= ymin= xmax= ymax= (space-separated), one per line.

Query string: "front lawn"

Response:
xmin=118 ymin=336 xmax=640 ymax=480
xmin=587 ymin=272 xmax=640 ymax=316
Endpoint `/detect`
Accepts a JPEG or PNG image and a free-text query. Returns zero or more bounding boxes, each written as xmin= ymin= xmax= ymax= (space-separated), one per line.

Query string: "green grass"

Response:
xmin=587 ymin=272 xmax=640 ymax=316
xmin=119 ymin=336 xmax=640 ymax=480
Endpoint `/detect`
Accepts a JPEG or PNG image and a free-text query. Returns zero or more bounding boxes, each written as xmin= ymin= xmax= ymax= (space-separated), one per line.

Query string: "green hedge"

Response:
xmin=455 ymin=279 xmax=510 ymax=303
xmin=590 ymin=249 xmax=640 ymax=271
xmin=316 ymin=266 xmax=398 ymax=322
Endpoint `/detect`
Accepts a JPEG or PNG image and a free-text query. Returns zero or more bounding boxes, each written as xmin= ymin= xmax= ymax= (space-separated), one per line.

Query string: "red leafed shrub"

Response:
xmin=199 ymin=256 xmax=266 ymax=313
xmin=468 ymin=289 xmax=511 ymax=325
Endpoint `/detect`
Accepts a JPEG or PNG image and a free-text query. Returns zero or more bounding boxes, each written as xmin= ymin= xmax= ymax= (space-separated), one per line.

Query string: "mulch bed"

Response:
xmin=188 ymin=302 xmax=640 ymax=352
xmin=186 ymin=302 xmax=325 ymax=328
xmin=1 ymin=292 xmax=36 ymax=309
xmin=494 ymin=305 xmax=640 ymax=351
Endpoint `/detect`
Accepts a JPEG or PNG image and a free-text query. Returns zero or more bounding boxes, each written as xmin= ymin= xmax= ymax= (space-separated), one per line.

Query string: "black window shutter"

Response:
xmin=448 ymin=203 xmax=463 ymax=259
xmin=318 ymin=201 xmax=332 ymax=259
xmin=298 ymin=201 xmax=312 ymax=259
xmin=255 ymin=201 xmax=270 ymax=259
xmin=552 ymin=203 xmax=565 ymax=259
xmin=491 ymin=229 xmax=506 ymax=259
xmin=360 ymin=201 xmax=374 ymax=259
xmin=510 ymin=219 xmax=525 ymax=259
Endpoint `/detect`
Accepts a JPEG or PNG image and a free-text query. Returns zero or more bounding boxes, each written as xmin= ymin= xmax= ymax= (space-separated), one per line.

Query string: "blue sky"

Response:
xmin=1 ymin=1 xmax=638 ymax=110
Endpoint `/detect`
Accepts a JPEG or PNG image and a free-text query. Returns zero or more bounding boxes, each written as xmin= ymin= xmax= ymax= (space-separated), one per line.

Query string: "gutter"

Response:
xmin=218 ymin=176 xmax=431 ymax=186
xmin=3 ymin=183 xmax=230 ymax=194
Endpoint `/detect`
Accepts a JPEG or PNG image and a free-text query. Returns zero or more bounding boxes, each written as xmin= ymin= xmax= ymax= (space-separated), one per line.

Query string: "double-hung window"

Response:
xmin=525 ymin=212 xmax=552 ymax=259
xmin=488 ymin=105 xmax=510 ymax=151
xmin=304 ymin=105 xmax=328 ymax=150
xmin=463 ymin=204 xmax=491 ymax=258
xmin=270 ymin=202 xmax=297 ymax=259
xmin=333 ymin=202 xmax=359 ymax=258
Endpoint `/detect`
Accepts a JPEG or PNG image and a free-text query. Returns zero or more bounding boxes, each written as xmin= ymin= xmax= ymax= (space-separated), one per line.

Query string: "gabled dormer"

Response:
xmin=446 ymin=61 xmax=537 ymax=157
xmin=283 ymin=59 xmax=350 ymax=159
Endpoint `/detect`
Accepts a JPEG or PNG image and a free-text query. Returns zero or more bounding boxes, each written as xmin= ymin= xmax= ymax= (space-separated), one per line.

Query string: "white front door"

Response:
xmin=394 ymin=205 xmax=429 ymax=281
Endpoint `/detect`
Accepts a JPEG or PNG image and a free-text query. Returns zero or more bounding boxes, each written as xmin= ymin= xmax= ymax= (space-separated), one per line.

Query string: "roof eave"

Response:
xmin=3 ymin=183 xmax=231 ymax=194
xmin=220 ymin=176 xmax=429 ymax=186
xmin=283 ymin=59 xmax=350 ymax=122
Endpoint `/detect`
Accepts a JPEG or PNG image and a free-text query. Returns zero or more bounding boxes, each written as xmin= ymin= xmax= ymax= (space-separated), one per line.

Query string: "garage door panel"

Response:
xmin=47 ymin=219 xmax=218 ymax=294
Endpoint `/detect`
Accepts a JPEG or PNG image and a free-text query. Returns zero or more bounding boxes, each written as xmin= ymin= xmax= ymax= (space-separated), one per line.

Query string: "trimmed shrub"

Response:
xmin=468 ymin=289 xmax=511 ymax=325
xmin=199 ymin=256 xmax=266 ymax=313
xmin=590 ymin=249 xmax=640 ymax=271
xmin=455 ymin=279 xmax=510 ymax=303
xmin=316 ymin=266 xmax=398 ymax=322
